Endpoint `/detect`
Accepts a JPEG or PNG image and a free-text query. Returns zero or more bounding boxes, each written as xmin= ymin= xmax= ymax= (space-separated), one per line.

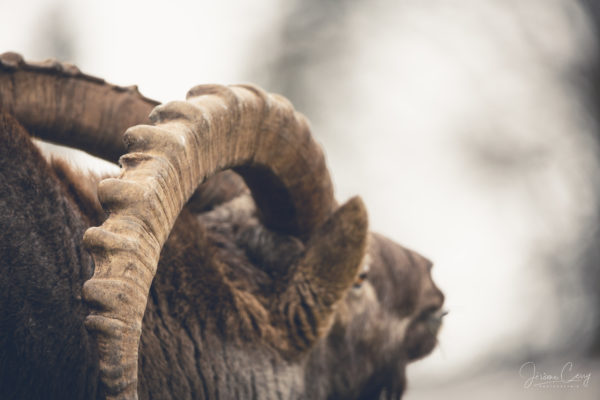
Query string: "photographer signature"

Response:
xmin=519 ymin=362 xmax=591 ymax=389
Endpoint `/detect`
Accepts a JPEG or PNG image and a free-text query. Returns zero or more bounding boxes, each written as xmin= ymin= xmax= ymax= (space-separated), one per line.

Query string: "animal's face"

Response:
xmin=305 ymin=233 xmax=445 ymax=399
xmin=365 ymin=233 xmax=445 ymax=362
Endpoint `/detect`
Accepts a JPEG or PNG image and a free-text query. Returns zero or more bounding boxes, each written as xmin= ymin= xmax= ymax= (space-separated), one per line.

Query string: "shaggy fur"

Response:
xmin=0 ymin=111 xmax=444 ymax=399
xmin=0 ymin=112 xmax=100 ymax=399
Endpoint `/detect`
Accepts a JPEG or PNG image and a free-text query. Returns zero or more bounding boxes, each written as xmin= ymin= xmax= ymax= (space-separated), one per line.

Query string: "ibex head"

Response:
xmin=0 ymin=52 xmax=444 ymax=399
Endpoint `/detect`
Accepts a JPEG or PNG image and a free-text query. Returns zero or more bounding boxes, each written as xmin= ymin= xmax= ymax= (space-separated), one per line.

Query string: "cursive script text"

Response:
xmin=519 ymin=362 xmax=591 ymax=389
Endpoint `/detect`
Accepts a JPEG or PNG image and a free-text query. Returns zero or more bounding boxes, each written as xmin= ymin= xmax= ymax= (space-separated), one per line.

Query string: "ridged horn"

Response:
xmin=0 ymin=52 xmax=247 ymax=210
xmin=0 ymin=51 xmax=158 ymax=162
xmin=83 ymin=84 xmax=336 ymax=399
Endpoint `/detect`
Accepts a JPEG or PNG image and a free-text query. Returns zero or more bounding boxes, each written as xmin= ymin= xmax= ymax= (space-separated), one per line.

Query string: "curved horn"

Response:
xmin=0 ymin=52 xmax=247 ymax=210
xmin=0 ymin=51 xmax=158 ymax=162
xmin=83 ymin=84 xmax=336 ymax=399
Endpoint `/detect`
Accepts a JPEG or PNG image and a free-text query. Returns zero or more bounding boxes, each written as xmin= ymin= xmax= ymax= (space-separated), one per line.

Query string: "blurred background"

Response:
xmin=1 ymin=0 xmax=599 ymax=398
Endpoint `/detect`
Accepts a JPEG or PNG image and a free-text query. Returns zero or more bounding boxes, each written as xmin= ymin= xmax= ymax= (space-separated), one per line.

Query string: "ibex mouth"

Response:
xmin=405 ymin=307 xmax=447 ymax=360
xmin=422 ymin=308 xmax=448 ymax=337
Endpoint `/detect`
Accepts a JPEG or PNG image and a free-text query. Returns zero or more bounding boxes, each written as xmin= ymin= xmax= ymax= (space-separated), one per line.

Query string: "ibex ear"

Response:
xmin=276 ymin=196 xmax=368 ymax=352
xmin=301 ymin=196 xmax=368 ymax=302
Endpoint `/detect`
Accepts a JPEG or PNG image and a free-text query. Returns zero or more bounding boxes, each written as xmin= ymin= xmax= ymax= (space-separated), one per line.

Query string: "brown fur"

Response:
xmin=0 ymin=112 xmax=100 ymax=399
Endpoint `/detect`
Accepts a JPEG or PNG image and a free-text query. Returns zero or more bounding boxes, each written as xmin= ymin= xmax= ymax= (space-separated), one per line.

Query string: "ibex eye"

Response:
xmin=353 ymin=259 xmax=370 ymax=289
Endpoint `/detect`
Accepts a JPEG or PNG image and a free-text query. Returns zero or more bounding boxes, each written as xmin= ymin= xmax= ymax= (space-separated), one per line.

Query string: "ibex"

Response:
xmin=0 ymin=52 xmax=445 ymax=400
